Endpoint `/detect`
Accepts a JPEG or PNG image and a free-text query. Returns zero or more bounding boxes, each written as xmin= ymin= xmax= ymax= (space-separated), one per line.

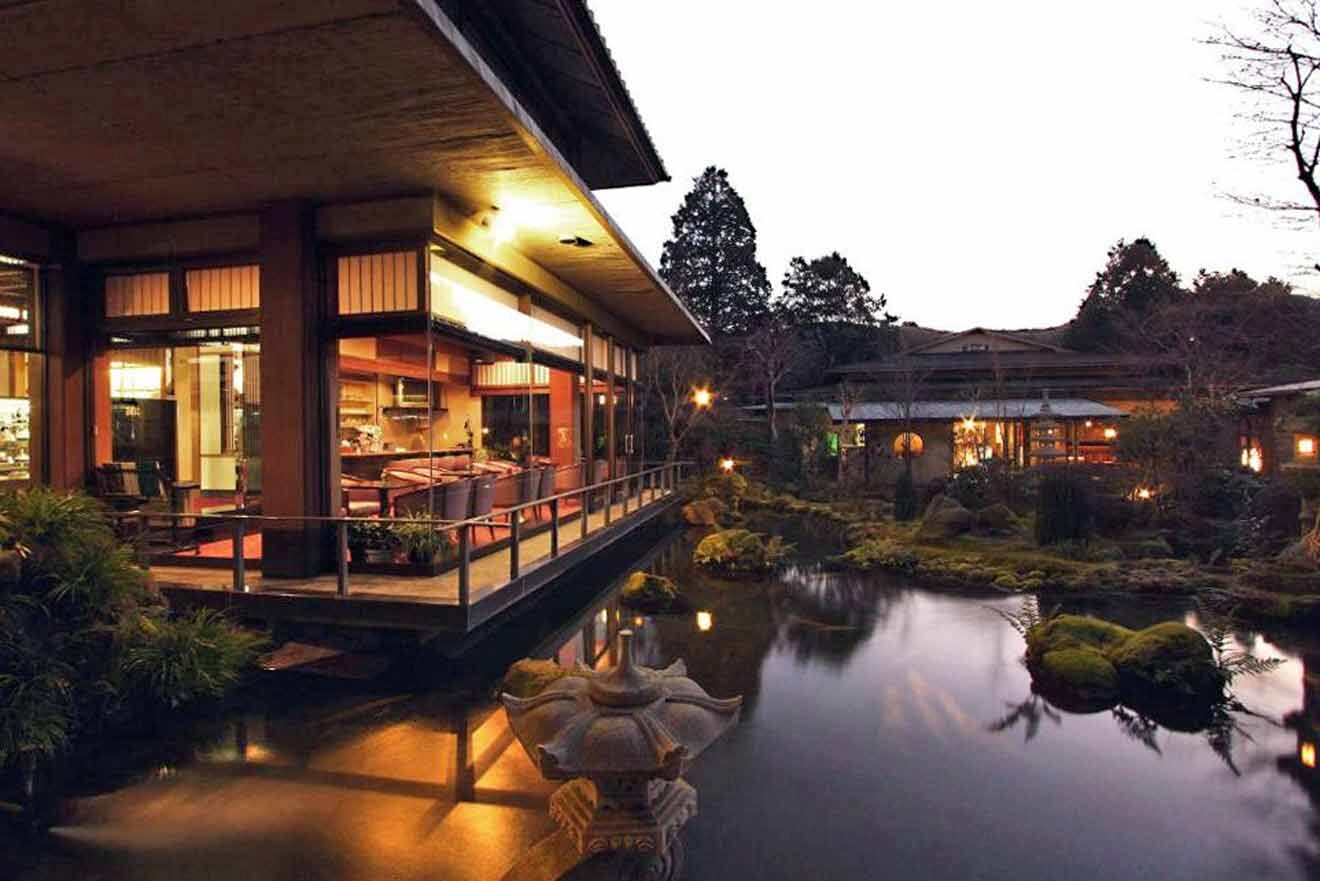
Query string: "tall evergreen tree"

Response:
xmin=659 ymin=167 xmax=771 ymax=337
xmin=779 ymin=252 xmax=894 ymax=377
xmin=1064 ymin=237 xmax=1184 ymax=351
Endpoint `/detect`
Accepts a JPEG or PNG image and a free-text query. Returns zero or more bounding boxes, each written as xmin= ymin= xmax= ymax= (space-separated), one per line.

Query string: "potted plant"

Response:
xmin=394 ymin=513 xmax=454 ymax=566
xmin=348 ymin=519 xmax=397 ymax=564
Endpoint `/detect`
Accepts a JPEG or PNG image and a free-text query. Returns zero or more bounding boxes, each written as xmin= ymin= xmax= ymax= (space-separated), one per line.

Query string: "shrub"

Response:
xmin=893 ymin=469 xmax=918 ymax=521
xmin=499 ymin=659 xmax=583 ymax=698
xmin=1248 ymin=482 xmax=1303 ymax=552
xmin=946 ymin=465 xmax=993 ymax=510
xmin=1091 ymin=493 xmax=1136 ymax=536
xmin=118 ymin=609 xmax=266 ymax=709
xmin=0 ymin=489 xmax=261 ymax=818
xmin=1187 ymin=467 xmax=1265 ymax=520
xmin=700 ymin=471 xmax=748 ymax=509
xmin=619 ymin=571 xmax=682 ymax=612
xmin=1035 ymin=470 xmax=1093 ymax=546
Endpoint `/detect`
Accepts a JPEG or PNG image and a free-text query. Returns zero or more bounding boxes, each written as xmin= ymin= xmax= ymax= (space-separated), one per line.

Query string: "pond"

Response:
xmin=6 ymin=517 xmax=1320 ymax=881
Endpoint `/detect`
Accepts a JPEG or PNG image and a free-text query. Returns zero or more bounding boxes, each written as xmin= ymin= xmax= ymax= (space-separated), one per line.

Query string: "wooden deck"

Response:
xmin=157 ymin=487 xmax=677 ymax=632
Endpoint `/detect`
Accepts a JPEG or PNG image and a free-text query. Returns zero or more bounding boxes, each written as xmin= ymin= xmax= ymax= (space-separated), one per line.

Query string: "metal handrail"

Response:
xmin=106 ymin=461 xmax=686 ymax=530
xmin=115 ymin=460 xmax=689 ymax=605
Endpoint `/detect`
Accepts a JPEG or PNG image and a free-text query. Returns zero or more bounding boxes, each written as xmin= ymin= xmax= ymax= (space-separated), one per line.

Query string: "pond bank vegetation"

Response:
xmin=679 ymin=466 xmax=1320 ymax=623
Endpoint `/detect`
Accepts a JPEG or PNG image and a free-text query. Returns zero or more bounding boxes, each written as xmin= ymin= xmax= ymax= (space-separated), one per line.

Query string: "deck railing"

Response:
xmin=109 ymin=460 xmax=689 ymax=609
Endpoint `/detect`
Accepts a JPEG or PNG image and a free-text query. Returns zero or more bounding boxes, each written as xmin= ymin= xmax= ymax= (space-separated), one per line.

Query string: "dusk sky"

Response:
xmin=592 ymin=1 xmax=1320 ymax=331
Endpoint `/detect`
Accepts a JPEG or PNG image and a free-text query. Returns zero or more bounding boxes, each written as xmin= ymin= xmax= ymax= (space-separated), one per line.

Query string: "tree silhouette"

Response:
xmin=659 ymin=167 xmax=771 ymax=338
xmin=1064 ymin=237 xmax=1185 ymax=351
xmin=780 ymin=252 xmax=895 ymax=378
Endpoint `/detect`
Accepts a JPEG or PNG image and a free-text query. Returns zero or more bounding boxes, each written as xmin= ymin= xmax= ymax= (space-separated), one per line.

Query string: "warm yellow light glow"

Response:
xmin=1134 ymin=487 xmax=1154 ymax=500
xmin=110 ymin=362 xmax=163 ymax=397
xmin=429 ymin=272 xmax=581 ymax=350
xmin=484 ymin=199 xmax=557 ymax=244
xmin=1242 ymin=446 xmax=1263 ymax=473
xmin=1085 ymin=420 xmax=1094 ymax=428
xmin=632 ymin=616 xmax=645 ymax=628
xmin=1303 ymin=742 xmax=1317 ymax=769
xmin=696 ymin=611 xmax=714 ymax=632
xmin=719 ymin=457 xmax=736 ymax=473
xmin=1299 ymin=436 xmax=1317 ymax=457
xmin=1103 ymin=427 xmax=1118 ymax=440
xmin=692 ymin=387 xmax=713 ymax=408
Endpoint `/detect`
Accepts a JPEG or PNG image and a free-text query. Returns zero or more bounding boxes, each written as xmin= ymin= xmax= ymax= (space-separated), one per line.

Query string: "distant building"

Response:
xmin=1239 ymin=380 xmax=1320 ymax=479
xmin=764 ymin=325 xmax=1181 ymax=485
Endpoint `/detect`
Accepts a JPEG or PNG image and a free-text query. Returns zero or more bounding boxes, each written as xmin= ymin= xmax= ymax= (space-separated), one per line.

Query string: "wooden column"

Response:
xmin=43 ymin=259 xmax=90 ymax=490
xmin=582 ymin=323 xmax=595 ymax=477
xmin=625 ymin=348 xmax=635 ymax=471
xmin=605 ymin=336 xmax=617 ymax=480
xmin=258 ymin=203 xmax=329 ymax=578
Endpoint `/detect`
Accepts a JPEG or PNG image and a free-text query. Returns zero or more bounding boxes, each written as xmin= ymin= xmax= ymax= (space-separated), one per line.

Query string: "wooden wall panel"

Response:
xmin=186 ymin=264 xmax=260 ymax=312
xmin=336 ymin=251 xmax=417 ymax=315
xmin=104 ymin=272 xmax=170 ymax=317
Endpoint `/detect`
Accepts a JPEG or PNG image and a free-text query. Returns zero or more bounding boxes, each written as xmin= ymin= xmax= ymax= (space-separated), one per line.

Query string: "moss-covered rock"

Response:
xmin=834 ymin=537 xmax=919 ymax=573
xmin=620 ymin=571 xmax=682 ymax=612
xmin=693 ymin=528 xmax=791 ymax=575
xmin=682 ymin=497 xmax=727 ymax=526
xmin=976 ymin=503 xmax=1017 ymax=534
xmin=1035 ymin=648 xmax=1121 ymax=710
xmin=917 ymin=501 xmax=975 ymax=541
xmin=499 ymin=659 xmax=581 ymax=698
xmin=1107 ymin=622 xmax=1224 ymax=702
xmin=1025 ymin=614 xmax=1133 ymax=664
xmin=1022 ymin=614 xmax=1225 ymax=710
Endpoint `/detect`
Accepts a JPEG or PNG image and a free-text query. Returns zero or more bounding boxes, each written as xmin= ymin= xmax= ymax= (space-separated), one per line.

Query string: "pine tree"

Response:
xmin=1064 ymin=238 xmax=1184 ymax=351
xmin=659 ymin=167 xmax=771 ymax=338
xmin=779 ymin=252 xmax=894 ymax=376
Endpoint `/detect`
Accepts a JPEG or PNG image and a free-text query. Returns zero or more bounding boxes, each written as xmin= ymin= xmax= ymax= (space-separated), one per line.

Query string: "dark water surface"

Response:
xmin=7 ymin=520 xmax=1320 ymax=881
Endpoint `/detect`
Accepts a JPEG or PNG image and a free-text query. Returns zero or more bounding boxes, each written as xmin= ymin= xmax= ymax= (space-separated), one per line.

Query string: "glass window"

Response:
xmin=483 ymin=394 xmax=549 ymax=460
xmin=0 ymin=258 xmax=42 ymax=487
xmin=105 ymin=343 xmax=261 ymax=509
xmin=429 ymin=252 xmax=582 ymax=358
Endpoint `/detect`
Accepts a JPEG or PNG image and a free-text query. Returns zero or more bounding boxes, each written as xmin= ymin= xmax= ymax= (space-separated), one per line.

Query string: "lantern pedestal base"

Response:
xmin=550 ymin=777 xmax=696 ymax=866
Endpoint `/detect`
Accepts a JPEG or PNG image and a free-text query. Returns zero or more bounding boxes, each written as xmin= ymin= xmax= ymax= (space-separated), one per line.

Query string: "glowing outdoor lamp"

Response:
xmin=696 ymin=610 xmax=714 ymax=632
xmin=692 ymin=387 xmax=713 ymax=409
xmin=1103 ymin=427 xmax=1119 ymax=440
xmin=719 ymin=457 xmax=736 ymax=473
xmin=1134 ymin=486 xmax=1155 ymax=501
xmin=1303 ymin=741 xmax=1317 ymax=769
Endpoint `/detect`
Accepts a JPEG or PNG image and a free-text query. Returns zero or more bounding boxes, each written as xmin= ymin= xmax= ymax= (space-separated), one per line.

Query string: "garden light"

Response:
xmin=693 ymin=387 xmax=713 ymax=408
xmin=719 ymin=457 xmax=736 ymax=473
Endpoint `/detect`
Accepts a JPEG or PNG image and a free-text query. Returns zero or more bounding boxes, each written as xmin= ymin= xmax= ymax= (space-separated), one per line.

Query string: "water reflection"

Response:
xmin=10 ymin=523 xmax=1320 ymax=881
xmin=770 ymin=566 xmax=894 ymax=668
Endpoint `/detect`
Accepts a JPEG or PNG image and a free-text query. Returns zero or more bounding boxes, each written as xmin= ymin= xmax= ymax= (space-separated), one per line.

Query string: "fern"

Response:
xmin=1198 ymin=604 xmax=1286 ymax=685
xmin=988 ymin=596 xmax=1053 ymax=638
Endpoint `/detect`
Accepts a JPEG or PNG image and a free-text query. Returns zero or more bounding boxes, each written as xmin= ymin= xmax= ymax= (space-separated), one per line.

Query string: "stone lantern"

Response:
xmin=1030 ymin=388 xmax=1067 ymax=466
xmin=501 ymin=630 xmax=741 ymax=879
